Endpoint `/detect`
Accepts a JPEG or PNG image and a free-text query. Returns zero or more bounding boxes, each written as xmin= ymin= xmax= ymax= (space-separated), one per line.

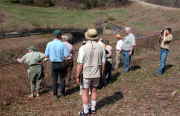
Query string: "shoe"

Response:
xmin=91 ymin=109 xmax=96 ymax=114
xmin=153 ymin=72 xmax=161 ymax=77
xmin=36 ymin=93 xmax=40 ymax=97
xmin=89 ymin=108 xmax=96 ymax=114
xmin=79 ymin=111 xmax=89 ymax=116
xmin=28 ymin=93 xmax=34 ymax=98
xmin=53 ymin=95 xmax=60 ymax=101
xmin=59 ymin=92 xmax=66 ymax=97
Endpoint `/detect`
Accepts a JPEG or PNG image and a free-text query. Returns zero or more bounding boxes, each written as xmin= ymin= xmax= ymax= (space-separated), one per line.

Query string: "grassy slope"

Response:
xmin=1 ymin=0 xmax=180 ymax=34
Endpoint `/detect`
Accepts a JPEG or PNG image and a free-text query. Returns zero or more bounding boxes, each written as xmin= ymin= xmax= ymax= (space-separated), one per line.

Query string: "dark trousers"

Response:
xmin=51 ymin=62 xmax=66 ymax=96
xmin=104 ymin=60 xmax=112 ymax=82
xmin=64 ymin=59 xmax=73 ymax=87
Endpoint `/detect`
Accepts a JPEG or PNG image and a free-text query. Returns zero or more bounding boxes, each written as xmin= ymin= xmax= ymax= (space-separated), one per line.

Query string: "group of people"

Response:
xmin=17 ymin=26 xmax=173 ymax=116
xmin=17 ymin=30 xmax=74 ymax=98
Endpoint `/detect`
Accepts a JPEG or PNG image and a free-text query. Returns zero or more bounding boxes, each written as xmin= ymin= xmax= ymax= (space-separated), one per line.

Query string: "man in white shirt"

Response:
xmin=121 ymin=27 xmax=136 ymax=72
xmin=115 ymin=34 xmax=123 ymax=69
xmin=76 ymin=29 xmax=106 ymax=116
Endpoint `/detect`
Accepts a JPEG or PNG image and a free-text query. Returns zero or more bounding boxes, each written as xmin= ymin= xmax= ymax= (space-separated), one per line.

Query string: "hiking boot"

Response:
xmin=79 ymin=111 xmax=89 ymax=116
xmin=89 ymin=108 xmax=96 ymax=114
xmin=91 ymin=109 xmax=96 ymax=114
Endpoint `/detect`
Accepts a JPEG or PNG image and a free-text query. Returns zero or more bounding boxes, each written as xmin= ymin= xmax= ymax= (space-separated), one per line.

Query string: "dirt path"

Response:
xmin=131 ymin=0 xmax=180 ymax=11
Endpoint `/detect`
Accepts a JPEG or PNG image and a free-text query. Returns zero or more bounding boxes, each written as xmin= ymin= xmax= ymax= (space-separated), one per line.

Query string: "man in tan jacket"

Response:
xmin=17 ymin=46 xmax=46 ymax=98
xmin=155 ymin=27 xmax=173 ymax=75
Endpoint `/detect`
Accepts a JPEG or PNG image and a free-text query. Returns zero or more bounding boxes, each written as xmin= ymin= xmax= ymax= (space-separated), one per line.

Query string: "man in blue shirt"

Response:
xmin=45 ymin=30 xmax=69 ymax=98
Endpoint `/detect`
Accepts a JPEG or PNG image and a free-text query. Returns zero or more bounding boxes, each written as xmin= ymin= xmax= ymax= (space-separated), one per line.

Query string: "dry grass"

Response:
xmin=0 ymin=33 xmax=180 ymax=116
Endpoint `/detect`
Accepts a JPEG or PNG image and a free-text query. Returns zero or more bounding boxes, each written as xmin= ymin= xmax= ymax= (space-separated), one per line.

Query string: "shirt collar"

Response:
xmin=54 ymin=38 xmax=62 ymax=42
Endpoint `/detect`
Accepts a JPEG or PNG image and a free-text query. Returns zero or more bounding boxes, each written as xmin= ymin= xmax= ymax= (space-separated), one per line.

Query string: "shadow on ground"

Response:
xmin=97 ymin=91 xmax=123 ymax=110
xmin=66 ymin=86 xmax=79 ymax=95
xmin=130 ymin=65 xmax=141 ymax=71
xmin=165 ymin=64 xmax=174 ymax=71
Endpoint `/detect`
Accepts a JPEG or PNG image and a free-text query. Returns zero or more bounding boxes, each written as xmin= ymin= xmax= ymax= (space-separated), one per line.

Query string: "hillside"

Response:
xmin=0 ymin=0 xmax=180 ymax=35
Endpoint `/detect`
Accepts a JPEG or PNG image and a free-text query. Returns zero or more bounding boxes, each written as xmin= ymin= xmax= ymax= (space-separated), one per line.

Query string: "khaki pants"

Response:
xmin=114 ymin=51 xmax=122 ymax=69
xmin=27 ymin=65 xmax=42 ymax=94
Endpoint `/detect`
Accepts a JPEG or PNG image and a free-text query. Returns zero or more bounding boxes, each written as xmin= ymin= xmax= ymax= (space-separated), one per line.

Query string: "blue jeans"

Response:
xmin=122 ymin=51 xmax=131 ymax=72
xmin=157 ymin=48 xmax=169 ymax=74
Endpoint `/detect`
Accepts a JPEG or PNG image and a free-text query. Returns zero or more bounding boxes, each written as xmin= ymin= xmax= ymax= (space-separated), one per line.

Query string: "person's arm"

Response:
xmin=71 ymin=47 xmax=75 ymax=59
xmin=39 ymin=52 xmax=48 ymax=62
xmin=117 ymin=40 xmax=123 ymax=53
xmin=64 ymin=45 xmax=70 ymax=60
xmin=76 ymin=63 xmax=83 ymax=84
xmin=45 ymin=44 xmax=50 ymax=58
xmin=17 ymin=54 xmax=26 ymax=63
xmin=75 ymin=47 xmax=85 ymax=84
xmin=130 ymin=36 xmax=136 ymax=55
xmin=102 ymin=48 xmax=106 ymax=74
xmin=164 ymin=34 xmax=173 ymax=42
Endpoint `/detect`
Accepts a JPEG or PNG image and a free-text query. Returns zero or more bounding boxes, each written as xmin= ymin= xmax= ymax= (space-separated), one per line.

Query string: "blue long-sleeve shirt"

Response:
xmin=45 ymin=39 xmax=69 ymax=62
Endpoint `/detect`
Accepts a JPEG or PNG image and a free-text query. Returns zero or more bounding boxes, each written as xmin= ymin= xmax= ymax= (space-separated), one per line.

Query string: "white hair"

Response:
xmin=125 ymin=27 xmax=131 ymax=32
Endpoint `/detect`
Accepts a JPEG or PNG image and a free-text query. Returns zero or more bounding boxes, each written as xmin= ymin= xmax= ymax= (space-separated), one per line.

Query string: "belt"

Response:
xmin=52 ymin=62 xmax=64 ymax=63
xmin=160 ymin=48 xmax=169 ymax=51
xmin=30 ymin=64 xmax=41 ymax=67
xmin=122 ymin=50 xmax=131 ymax=52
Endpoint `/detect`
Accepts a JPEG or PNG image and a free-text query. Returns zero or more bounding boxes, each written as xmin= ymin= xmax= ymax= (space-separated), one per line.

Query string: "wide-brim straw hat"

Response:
xmin=85 ymin=29 xmax=99 ymax=40
xmin=115 ymin=34 xmax=122 ymax=39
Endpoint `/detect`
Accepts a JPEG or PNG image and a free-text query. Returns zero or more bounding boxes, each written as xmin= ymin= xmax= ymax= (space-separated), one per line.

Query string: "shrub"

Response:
xmin=11 ymin=0 xmax=33 ymax=4
xmin=80 ymin=0 xmax=99 ymax=9
xmin=33 ymin=0 xmax=55 ymax=7
xmin=9 ymin=0 xmax=129 ymax=8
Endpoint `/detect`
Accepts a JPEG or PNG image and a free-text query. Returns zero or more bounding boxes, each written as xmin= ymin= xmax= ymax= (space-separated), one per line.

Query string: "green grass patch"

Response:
xmin=0 ymin=0 xmax=130 ymax=31
xmin=1 ymin=0 xmax=180 ymax=33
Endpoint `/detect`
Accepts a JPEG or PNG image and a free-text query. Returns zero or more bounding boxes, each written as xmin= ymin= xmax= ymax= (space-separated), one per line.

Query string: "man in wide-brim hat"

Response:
xmin=85 ymin=28 xmax=99 ymax=41
xmin=76 ymin=28 xmax=106 ymax=116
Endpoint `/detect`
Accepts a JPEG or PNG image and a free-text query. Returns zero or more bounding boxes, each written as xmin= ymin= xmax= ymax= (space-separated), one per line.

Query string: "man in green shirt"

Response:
xmin=17 ymin=46 xmax=46 ymax=98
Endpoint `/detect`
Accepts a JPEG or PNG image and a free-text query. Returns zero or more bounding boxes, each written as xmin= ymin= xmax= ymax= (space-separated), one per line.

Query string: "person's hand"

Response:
xmin=76 ymin=77 xmax=80 ymax=85
xmin=17 ymin=58 xmax=21 ymax=63
xmin=43 ymin=57 xmax=48 ymax=62
xmin=75 ymin=73 xmax=80 ymax=84
xmin=129 ymin=50 xmax=132 ymax=55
